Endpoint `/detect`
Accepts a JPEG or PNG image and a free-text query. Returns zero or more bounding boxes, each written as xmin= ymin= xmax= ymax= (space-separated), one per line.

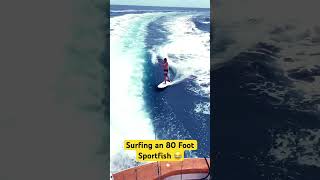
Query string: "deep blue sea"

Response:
xmin=110 ymin=5 xmax=210 ymax=172
xmin=212 ymin=1 xmax=320 ymax=179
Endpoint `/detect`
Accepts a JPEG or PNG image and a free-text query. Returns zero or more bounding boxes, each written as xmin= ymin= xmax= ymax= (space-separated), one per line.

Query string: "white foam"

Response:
xmin=194 ymin=102 xmax=210 ymax=115
xmin=110 ymin=13 xmax=162 ymax=173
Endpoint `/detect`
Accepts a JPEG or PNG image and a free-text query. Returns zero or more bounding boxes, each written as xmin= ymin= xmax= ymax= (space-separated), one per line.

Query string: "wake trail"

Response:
xmin=110 ymin=13 xmax=164 ymax=173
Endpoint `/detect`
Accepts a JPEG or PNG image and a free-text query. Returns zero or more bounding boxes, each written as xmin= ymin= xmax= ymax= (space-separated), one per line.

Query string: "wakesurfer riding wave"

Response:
xmin=163 ymin=58 xmax=171 ymax=84
xmin=157 ymin=57 xmax=173 ymax=89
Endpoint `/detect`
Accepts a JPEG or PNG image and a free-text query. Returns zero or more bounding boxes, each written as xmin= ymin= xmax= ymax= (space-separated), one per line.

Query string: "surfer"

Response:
xmin=163 ymin=58 xmax=171 ymax=84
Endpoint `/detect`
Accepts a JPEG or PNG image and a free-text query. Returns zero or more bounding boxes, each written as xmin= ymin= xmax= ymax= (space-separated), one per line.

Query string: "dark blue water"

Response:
xmin=212 ymin=39 xmax=320 ymax=179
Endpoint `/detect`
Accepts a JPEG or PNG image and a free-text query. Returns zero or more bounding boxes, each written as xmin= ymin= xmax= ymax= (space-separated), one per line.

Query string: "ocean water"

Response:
xmin=110 ymin=5 xmax=210 ymax=173
xmin=213 ymin=1 xmax=320 ymax=179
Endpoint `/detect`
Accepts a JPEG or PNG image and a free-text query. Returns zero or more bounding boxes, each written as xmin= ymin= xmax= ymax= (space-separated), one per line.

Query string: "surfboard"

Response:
xmin=157 ymin=81 xmax=173 ymax=89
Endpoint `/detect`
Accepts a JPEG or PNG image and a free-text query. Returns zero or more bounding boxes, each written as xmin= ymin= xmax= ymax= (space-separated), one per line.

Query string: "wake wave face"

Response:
xmin=110 ymin=13 xmax=163 ymax=173
xmin=146 ymin=13 xmax=210 ymax=157
xmin=151 ymin=14 xmax=210 ymax=98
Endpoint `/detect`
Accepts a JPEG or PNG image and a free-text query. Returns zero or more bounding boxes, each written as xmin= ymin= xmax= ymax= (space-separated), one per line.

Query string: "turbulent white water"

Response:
xmin=110 ymin=13 xmax=162 ymax=172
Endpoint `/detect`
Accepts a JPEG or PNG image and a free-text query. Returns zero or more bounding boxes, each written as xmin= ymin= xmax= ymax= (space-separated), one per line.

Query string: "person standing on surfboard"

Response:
xmin=163 ymin=58 xmax=171 ymax=84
